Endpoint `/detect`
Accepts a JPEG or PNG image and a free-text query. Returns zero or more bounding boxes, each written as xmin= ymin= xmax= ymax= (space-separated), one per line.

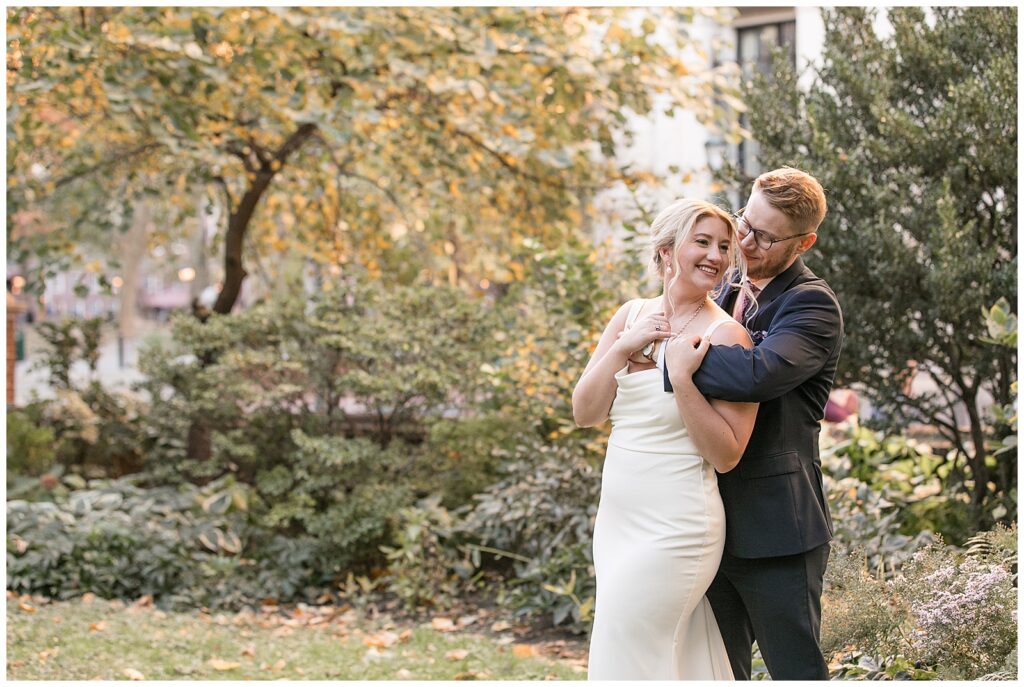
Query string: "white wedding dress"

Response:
xmin=588 ymin=299 xmax=734 ymax=681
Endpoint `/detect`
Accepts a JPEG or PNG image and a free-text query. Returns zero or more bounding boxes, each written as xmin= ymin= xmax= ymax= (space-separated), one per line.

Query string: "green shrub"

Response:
xmin=484 ymin=239 xmax=639 ymax=447
xmin=252 ymin=431 xmax=414 ymax=577
xmin=820 ymin=548 xmax=904 ymax=661
xmin=127 ymin=280 xmax=498 ymax=583
xmin=6 ymin=407 xmax=57 ymax=477
xmin=32 ymin=316 xmax=103 ymax=390
xmin=7 ymin=475 xmax=248 ymax=603
xmin=420 ymin=415 xmax=526 ymax=509
xmin=819 ymin=421 xmax=996 ymax=575
xmin=501 ymin=541 xmax=595 ymax=633
xmin=380 ymin=496 xmax=474 ymax=610
xmin=458 ymin=439 xmax=600 ymax=632
xmin=825 ymin=474 xmax=935 ymax=576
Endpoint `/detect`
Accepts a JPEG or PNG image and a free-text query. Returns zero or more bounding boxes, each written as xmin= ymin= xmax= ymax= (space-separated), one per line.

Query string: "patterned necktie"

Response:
xmin=731 ymin=281 xmax=761 ymax=322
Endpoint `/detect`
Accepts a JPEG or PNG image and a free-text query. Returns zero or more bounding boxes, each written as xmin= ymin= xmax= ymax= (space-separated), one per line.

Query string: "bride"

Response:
xmin=572 ymin=199 xmax=758 ymax=680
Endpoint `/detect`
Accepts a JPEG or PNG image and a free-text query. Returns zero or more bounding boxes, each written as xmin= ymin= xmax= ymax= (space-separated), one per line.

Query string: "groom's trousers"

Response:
xmin=705 ymin=542 xmax=830 ymax=680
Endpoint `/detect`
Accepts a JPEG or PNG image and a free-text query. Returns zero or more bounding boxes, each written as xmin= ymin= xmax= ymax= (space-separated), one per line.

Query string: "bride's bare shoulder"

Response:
xmin=708 ymin=317 xmax=752 ymax=348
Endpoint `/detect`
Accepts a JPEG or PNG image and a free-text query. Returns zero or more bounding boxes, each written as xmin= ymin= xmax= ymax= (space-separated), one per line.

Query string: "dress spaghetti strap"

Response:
xmin=624 ymin=298 xmax=646 ymax=328
xmin=702 ymin=317 xmax=739 ymax=342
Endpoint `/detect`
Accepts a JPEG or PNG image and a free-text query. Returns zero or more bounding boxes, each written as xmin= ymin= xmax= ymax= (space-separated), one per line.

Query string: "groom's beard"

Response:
xmin=744 ymin=242 xmax=800 ymax=280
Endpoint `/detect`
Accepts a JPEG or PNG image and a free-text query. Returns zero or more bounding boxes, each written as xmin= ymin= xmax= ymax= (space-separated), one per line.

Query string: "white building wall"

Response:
xmin=590 ymin=10 xmax=738 ymax=247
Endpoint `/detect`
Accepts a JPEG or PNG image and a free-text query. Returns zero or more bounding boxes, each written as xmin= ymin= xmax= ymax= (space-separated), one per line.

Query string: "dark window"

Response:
xmin=736 ymin=19 xmax=797 ymax=179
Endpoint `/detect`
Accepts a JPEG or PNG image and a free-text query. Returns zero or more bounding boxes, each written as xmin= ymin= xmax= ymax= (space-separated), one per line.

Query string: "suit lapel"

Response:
xmin=716 ymin=268 xmax=741 ymax=311
xmin=754 ymin=257 xmax=810 ymax=310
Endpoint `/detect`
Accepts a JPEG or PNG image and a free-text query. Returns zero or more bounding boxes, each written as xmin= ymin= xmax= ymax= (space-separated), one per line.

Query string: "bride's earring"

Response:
xmin=666 ymin=265 xmax=672 ymax=274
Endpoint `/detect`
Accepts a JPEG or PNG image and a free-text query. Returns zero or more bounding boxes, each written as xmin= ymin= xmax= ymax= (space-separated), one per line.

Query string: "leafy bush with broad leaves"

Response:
xmin=5 ymin=472 xmax=362 ymax=609
xmin=822 ymin=524 xmax=1017 ymax=680
xmin=6 ymin=406 xmax=57 ymax=478
xmin=458 ymin=439 xmax=601 ymax=633
xmin=254 ymin=430 xmax=414 ymax=577
xmin=6 ymin=474 xmax=248 ymax=605
xmin=380 ymin=495 xmax=476 ymax=611
xmin=819 ymin=421 xmax=982 ymax=572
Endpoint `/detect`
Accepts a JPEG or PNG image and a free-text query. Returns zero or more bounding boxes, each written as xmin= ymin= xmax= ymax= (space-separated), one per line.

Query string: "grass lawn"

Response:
xmin=6 ymin=592 xmax=588 ymax=680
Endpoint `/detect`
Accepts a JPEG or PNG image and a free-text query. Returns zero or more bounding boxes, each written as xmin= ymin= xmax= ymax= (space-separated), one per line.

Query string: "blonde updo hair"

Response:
xmin=648 ymin=198 xmax=750 ymax=318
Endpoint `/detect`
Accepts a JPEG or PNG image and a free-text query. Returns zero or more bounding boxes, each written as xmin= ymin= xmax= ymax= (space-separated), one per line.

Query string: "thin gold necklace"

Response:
xmin=669 ymin=298 xmax=707 ymax=339
xmin=641 ymin=297 xmax=706 ymax=363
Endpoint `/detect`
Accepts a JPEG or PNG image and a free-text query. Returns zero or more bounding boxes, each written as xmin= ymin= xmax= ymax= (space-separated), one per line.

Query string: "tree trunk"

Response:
xmin=191 ymin=184 xmax=213 ymax=300
xmin=118 ymin=200 xmax=151 ymax=340
xmin=186 ymin=123 xmax=318 ymax=464
xmin=962 ymin=384 xmax=992 ymax=527
xmin=213 ymin=123 xmax=317 ymax=316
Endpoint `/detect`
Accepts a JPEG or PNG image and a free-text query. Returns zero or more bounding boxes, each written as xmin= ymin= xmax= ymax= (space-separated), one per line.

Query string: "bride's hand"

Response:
xmin=665 ymin=333 xmax=712 ymax=384
xmin=612 ymin=312 xmax=673 ymax=358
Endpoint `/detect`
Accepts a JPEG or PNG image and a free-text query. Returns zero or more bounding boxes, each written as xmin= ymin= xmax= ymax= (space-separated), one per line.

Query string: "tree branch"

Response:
xmin=52 ymin=142 xmax=162 ymax=190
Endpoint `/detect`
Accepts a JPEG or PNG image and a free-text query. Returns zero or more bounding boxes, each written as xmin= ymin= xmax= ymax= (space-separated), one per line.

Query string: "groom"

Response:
xmin=664 ymin=167 xmax=843 ymax=680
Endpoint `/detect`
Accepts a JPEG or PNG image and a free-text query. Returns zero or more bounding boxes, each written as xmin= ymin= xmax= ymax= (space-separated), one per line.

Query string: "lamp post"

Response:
xmin=704 ymin=135 xmax=727 ymax=175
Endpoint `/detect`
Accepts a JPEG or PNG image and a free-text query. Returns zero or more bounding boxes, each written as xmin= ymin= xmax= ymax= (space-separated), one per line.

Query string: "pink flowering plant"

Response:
xmin=822 ymin=525 xmax=1017 ymax=680
xmin=895 ymin=533 xmax=1017 ymax=679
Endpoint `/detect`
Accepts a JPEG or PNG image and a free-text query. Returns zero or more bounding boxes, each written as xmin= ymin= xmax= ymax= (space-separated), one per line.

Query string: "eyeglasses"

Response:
xmin=734 ymin=209 xmax=813 ymax=251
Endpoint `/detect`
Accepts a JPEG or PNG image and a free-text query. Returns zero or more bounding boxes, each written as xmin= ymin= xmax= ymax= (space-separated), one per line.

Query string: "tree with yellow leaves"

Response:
xmin=8 ymin=7 xmax=742 ymax=309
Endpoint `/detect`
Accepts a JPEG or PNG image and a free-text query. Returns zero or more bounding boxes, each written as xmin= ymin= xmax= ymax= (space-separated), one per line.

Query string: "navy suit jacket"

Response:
xmin=664 ymin=257 xmax=844 ymax=559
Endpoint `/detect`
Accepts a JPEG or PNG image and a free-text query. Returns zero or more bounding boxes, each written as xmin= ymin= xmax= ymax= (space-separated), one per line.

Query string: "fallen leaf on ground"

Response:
xmin=363 ymin=647 xmax=395 ymax=662
xmin=37 ymin=647 xmax=59 ymax=663
xmin=363 ymin=631 xmax=400 ymax=648
xmin=208 ymin=658 xmax=242 ymax=671
xmin=445 ymin=649 xmax=470 ymax=661
xmin=133 ymin=595 xmax=153 ymax=607
xmin=240 ymin=643 xmax=256 ymax=657
xmin=457 ymin=615 xmax=478 ymax=627
xmin=512 ymin=644 xmax=538 ymax=658
xmin=455 ymin=671 xmax=484 ymax=680
xmin=19 ymin=602 xmax=37 ymax=613
xmin=123 ymin=668 xmax=145 ymax=680
xmin=490 ymin=620 xmax=512 ymax=632
xmin=89 ymin=621 xmax=107 ymax=632
xmin=431 ymin=617 xmax=456 ymax=632
xmin=271 ymin=659 xmax=287 ymax=672
xmin=396 ymin=668 xmax=413 ymax=678
xmin=81 ymin=592 xmax=96 ymax=604
xmin=398 ymin=629 xmax=413 ymax=643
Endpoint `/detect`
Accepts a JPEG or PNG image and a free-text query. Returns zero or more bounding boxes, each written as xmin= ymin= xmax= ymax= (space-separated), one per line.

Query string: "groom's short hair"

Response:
xmin=753 ymin=167 xmax=827 ymax=234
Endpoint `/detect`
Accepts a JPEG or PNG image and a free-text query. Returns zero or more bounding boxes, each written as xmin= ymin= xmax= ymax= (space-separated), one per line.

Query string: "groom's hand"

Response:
xmin=664 ymin=334 xmax=711 ymax=389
